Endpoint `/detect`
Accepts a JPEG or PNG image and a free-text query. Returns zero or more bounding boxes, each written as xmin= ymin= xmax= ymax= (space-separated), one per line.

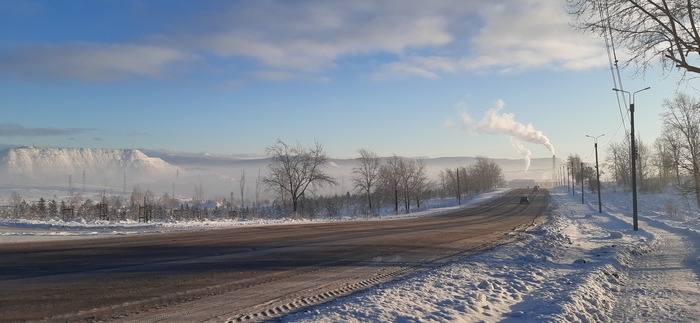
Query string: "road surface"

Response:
xmin=0 ymin=188 xmax=548 ymax=322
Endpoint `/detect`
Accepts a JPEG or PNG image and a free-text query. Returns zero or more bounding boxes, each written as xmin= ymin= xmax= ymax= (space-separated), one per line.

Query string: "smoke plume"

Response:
xmin=476 ymin=100 xmax=555 ymax=154
xmin=510 ymin=137 xmax=532 ymax=173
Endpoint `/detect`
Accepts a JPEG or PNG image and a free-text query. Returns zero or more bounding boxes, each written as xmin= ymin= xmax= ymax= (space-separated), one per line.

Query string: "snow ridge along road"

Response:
xmin=0 ymin=188 xmax=546 ymax=322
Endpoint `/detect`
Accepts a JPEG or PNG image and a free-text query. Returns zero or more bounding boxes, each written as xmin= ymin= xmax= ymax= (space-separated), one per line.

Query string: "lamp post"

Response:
xmin=586 ymin=134 xmax=605 ymax=213
xmin=613 ymin=87 xmax=650 ymax=231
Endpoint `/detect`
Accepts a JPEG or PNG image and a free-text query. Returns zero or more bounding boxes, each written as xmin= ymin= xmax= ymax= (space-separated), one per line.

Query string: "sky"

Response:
xmin=0 ymin=0 xmax=695 ymax=163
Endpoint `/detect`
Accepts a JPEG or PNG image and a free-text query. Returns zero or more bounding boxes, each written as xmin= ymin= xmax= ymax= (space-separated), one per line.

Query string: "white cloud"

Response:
xmin=468 ymin=0 xmax=606 ymax=72
xmin=372 ymin=0 xmax=608 ymax=78
xmin=0 ymin=0 xmax=607 ymax=82
xmin=0 ymin=43 xmax=196 ymax=82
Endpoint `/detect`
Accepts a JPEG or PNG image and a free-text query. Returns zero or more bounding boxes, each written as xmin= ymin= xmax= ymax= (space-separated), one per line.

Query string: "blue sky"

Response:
xmin=0 ymin=0 xmax=693 ymax=163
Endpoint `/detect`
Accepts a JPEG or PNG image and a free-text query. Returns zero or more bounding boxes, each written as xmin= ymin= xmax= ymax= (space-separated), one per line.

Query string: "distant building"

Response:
xmin=510 ymin=179 xmax=536 ymax=188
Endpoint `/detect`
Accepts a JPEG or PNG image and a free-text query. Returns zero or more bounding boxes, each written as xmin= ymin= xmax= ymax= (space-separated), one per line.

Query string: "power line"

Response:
xmin=598 ymin=1 xmax=630 ymax=145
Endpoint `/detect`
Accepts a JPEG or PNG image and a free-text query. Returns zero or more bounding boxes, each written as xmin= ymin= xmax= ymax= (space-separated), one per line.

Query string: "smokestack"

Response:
xmin=552 ymin=155 xmax=556 ymax=181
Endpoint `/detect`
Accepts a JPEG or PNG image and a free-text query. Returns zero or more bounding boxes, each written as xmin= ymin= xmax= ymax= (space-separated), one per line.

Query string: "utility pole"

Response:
xmin=571 ymin=160 xmax=575 ymax=196
xmin=587 ymin=134 xmax=604 ymax=213
xmin=456 ymin=168 xmax=461 ymax=205
xmin=613 ymin=87 xmax=650 ymax=231
xmin=581 ymin=162 xmax=585 ymax=204
xmin=68 ymin=175 xmax=73 ymax=205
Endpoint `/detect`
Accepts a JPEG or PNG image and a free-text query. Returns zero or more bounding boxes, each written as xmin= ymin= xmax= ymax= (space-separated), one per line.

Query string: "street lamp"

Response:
xmin=586 ymin=134 xmax=605 ymax=213
xmin=612 ymin=86 xmax=650 ymax=231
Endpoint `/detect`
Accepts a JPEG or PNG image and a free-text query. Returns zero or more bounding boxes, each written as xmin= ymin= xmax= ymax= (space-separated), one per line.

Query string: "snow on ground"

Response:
xmin=282 ymin=187 xmax=700 ymax=322
xmin=0 ymin=189 xmax=510 ymax=243
xmin=2 ymin=186 xmax=700 ymax=322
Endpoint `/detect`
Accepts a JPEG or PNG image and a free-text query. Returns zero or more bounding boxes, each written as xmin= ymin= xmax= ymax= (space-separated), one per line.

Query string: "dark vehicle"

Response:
xmin=519 ymin=196 xmax=530 ymax=204
xmin=533 ymin=185 xmax=540 ymax=191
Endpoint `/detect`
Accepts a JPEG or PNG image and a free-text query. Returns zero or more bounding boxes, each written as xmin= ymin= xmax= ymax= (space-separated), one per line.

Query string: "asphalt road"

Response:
xmin=0 ymin=188 xmax=548 ymax=322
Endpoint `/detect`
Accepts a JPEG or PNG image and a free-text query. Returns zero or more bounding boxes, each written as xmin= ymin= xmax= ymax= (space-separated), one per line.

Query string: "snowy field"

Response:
xmin=2 ymin=187 xmax=700 ymax=322
xmin=0 ymin=189 xmax=510 ymax=243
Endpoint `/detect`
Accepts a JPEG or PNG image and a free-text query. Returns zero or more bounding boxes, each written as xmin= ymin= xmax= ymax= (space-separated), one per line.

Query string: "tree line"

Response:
xmin=566 ymin=0 xmax=700 ymax=208
xmin=2 ymin=140 xmax=507 ymax=221
xmin=262 ymin=140 xmax=506 ymax=217
xmin=572 ymin=93 xmax=700 ymax=208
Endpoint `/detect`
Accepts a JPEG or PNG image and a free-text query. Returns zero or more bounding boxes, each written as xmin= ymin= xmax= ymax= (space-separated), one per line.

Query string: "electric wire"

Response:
xmin=599 ymin=0 xmax=631 ymax=147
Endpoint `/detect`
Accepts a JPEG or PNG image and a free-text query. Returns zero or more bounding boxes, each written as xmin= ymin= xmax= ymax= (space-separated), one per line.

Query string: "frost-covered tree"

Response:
xmin=468 ymin=156 xmax=506 ymax=192
xmin=48 ymin=199 xmax=58 ymax=217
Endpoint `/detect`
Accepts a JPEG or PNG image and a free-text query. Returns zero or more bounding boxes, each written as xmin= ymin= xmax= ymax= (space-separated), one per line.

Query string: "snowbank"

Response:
xmin=3 ymin=186 xmax=700 ymax=322
xmin=282 ymin=186 xmax=700 ymax=322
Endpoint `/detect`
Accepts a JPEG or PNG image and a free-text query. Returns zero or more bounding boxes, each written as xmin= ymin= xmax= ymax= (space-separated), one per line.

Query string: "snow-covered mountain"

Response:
xmin=0 ymin=146 xmax=181 ymax=189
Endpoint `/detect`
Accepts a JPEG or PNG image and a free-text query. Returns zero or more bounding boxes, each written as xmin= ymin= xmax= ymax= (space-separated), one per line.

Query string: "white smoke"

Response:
xmin=476 ymin=100 xmax=555 ymax=154
xmin=510 ymin=137 xmax=532 ymax=173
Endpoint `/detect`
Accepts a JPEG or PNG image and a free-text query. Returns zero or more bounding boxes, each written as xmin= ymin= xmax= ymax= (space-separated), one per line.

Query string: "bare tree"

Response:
xmin=658 ymin=124 xmax=684 ymax=185
xmin=239 ymin=169 xmax=246 ymax=207
xmin=439 ymin=167 xmax=463 ymax=201
xmin=161 ymin=192 xmax=179 ymax=209
xmin=253 ymin=169 xmax=262 ymax=207
xmin=193 ymin=182 xmax=204 ymax=203
xmin=652 ymin=137 xmax=675 ymax=187
xmin=607 ymin=140 xmax=632 ymax=187
xmin=568 ymin=0 xmax=700 ymax=76
xmin=351 ymin=148 xmax=382 ymax=215
xmin=262 ymin=139 xmax=337 ymax=213
xmin=661 ymin=92 xmax=700 ymax=207
xmin=468 ymin=156 xmax=505 ymax=192
xmin=636 ymin=138 xmax=655 ymax=192
xmin=380 ymin=154 xmax=403 ymax=214
xmin=130 ymin=185 xmax=144 ymax=207
xmin=10 ymin=191 xmax=22 ymax=208
xmin=407 ymin=159 xmax=431 ymax=210
xmin=567 ymin=154 xmax=585 ymax=185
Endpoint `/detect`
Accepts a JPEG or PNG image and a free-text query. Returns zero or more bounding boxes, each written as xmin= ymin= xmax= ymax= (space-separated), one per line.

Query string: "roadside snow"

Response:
xmin=0 ymin=189 xmax=510 ymax=243
xmin=3 ymin=186 xmax=700 ymax=322
xmin=605 ymin=191 xmax=700 ymax=322
xmin=282 ymin=187 xmax=700 ymax=322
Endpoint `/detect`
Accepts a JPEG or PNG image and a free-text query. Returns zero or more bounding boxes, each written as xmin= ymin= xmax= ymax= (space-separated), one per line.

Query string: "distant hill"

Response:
xmin=0 ymin=146 xmax=562 ymax=198
xmin=0 ymin=146 xmax=181 ymax=191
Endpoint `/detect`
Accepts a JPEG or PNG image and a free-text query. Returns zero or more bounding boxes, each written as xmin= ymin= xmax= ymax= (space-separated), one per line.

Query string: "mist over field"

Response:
xmin=0 ymin=146 xmax=560 ymax=203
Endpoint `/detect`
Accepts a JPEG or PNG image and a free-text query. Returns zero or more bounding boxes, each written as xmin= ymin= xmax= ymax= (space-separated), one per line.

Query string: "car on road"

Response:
xmin=519 ymin=196 xmax=530 ymax=204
